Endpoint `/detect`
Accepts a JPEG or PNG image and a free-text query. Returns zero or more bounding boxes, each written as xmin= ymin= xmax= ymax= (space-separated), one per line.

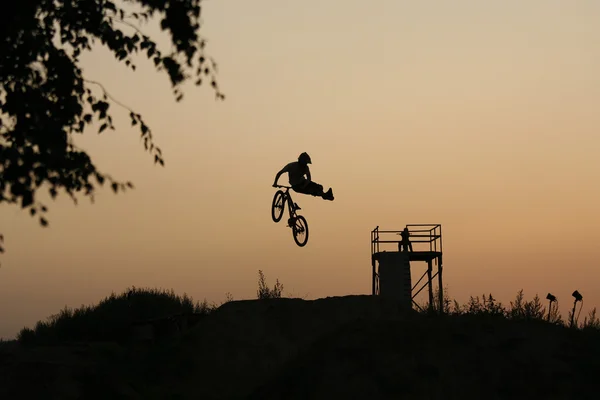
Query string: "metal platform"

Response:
xmin=372 ymin=250 xmax=442 ymax=263
xmin=371 ymin=224 xmax=444 ymax=312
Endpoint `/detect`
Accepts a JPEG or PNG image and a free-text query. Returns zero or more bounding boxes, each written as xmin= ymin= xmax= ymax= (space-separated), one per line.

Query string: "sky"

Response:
xmin=2 ymin=0 xmax=600 ymax=339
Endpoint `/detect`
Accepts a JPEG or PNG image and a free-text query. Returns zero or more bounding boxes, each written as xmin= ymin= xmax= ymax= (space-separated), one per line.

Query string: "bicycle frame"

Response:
xmin=276 ymin=186 xmax=300 ymax=221
xmin=272 ymin=184 xmax=309 ymax=247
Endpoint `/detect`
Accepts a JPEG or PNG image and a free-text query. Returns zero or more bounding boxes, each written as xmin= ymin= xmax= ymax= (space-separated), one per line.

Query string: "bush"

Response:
xmin=16 ymin=272 xmax=280 ymax=347
xmin=581 ymin=308 xmax=600 ymax=330
xmin=16 ymin=276 xmax=598 ymax=349
xmin=417 ymin=288 xmax=597 ymax=331
xmin=257 ymin=270 xmax=284 ymax=300
xmin=17 ymin=287 xmax=215 ymax=346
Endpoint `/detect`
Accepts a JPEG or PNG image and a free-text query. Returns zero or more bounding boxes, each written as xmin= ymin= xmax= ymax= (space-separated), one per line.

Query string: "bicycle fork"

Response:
xmin=286 ymin=204 xmax=298 ymax=228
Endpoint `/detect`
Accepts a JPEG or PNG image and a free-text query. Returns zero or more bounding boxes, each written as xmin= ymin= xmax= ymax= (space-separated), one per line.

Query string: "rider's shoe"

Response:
xmin=294 ymin=203 xmax=301 ymax=211
xmin=323 ymin=188 xmax=334 ymax=201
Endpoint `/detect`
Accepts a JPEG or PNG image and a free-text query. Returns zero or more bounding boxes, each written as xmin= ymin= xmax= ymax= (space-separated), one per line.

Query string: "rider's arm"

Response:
xmin=273 ymin=164 xmax=289 ymax=186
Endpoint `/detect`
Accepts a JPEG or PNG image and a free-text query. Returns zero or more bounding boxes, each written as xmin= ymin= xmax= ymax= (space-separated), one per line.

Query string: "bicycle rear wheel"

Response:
xmin=271 ymin=190 xmax=285 ymax=222
xmin=292 ymin=215 xmax=309 ymax=247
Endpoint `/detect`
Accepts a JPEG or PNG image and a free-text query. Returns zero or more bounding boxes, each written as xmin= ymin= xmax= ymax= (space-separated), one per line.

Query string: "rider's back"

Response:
xmin=284 ymin=161 xmax=308 ymax=186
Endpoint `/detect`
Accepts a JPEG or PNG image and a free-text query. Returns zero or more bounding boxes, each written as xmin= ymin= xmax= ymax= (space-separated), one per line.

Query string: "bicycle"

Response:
xmin=271 ymin=185 xmax=309 ymax=247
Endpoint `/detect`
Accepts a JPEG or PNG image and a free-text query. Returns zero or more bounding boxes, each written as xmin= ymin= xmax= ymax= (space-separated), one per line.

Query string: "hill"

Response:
xmin=1 ymin=294 xmax=599 ymax=399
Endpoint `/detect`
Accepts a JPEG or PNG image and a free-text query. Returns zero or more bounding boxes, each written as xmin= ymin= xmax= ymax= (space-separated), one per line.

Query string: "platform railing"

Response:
xmin=371 ymin=224 xmax=442 ymax=255
xmin=371 ymin=224 xmax=444 ymax=300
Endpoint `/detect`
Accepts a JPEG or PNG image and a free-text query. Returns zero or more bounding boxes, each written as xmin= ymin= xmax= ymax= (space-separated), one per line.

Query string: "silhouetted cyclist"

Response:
xmin=273 ymin=152 xmax=334 ymax=201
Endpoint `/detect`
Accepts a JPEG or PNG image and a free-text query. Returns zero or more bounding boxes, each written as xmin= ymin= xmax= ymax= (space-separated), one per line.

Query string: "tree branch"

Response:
xmin=113 ymin=17 xmax=148 ymax=38
xmin=84 ymin=79 xmax=135 ymax=113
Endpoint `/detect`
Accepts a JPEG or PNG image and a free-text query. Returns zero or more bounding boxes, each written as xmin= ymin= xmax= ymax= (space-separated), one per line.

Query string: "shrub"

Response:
xmin=17 ymin=287 xmax=214 ymax=346
xmin=581 ymin=308 xmax=600 ymax=330
xmin=257 ymin=270 xmax=284 ymax=299
xmin=416 ymin=288 xmax=597 ymax=331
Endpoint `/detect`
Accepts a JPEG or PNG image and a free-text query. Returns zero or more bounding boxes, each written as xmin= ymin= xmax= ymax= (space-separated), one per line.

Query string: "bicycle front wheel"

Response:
xmin=271 ymin=190 xmax=285 ymax=222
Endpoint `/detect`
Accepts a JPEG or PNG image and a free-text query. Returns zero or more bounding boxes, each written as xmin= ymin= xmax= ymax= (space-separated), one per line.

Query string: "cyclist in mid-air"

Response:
xmin=273 ymin=152 xmax=334 ymax=201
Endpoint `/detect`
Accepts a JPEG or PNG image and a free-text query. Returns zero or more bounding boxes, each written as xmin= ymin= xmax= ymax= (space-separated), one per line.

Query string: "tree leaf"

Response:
xmin=0 ymin=0 xmax=226 ymax=244
xmin=21 ymin=191 xmax=33 ymax=208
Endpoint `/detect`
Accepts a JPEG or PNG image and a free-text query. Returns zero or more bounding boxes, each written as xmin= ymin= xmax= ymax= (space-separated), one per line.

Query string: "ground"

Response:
xmin=1 ymin=295 xmax=599 ymax=399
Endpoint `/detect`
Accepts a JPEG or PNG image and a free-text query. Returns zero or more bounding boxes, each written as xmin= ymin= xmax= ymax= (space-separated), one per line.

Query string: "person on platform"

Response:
xmin=398 ymin=227 xmax=413 ymax=252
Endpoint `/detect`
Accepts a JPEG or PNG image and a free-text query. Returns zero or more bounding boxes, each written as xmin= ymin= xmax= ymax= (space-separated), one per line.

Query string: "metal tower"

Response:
xmin=370 ymin=224 xmax=444 ymax=312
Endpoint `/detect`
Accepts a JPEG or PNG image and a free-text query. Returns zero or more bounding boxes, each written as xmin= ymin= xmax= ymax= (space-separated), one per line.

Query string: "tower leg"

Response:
xmin=372 ymin=256 xmax=376 ymax=296
xmin=438 ymin=260 xmax=444 ymax=314
xmin=427 ymin=260 xmax=433 ymax=312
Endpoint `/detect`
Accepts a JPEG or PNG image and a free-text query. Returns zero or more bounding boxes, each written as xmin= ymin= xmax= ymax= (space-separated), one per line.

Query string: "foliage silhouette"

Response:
xmin=581 ymin=308 xmax=600 ymax=330
xmin=224 ymin=291 xmax=234 ymax=303
xmin=15 ymin=272 xmax=271 ymax=346
xmin=418 ymin=287 xmax=600 ymax=330
xmin=257 ymin=269 xmax=284 ymax=299
xmin=0 ymin=0 xmax=224 ymax=250
xmin=17 ymin=286 xmax=214 ymax=346
xmin=15 ymin=280 xmax=600 ymax=349
xmin=4 ymin=286 xmax=600 ymax=399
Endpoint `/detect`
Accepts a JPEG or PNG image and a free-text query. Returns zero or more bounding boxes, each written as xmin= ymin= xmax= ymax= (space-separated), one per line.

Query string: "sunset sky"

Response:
xmin=2 ymin=0 xmax=600 ymax=339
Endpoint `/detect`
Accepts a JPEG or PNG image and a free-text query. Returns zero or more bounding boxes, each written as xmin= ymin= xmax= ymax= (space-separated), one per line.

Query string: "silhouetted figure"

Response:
xmin=398 ymin=227 xmax=413 ymax=252
xmin=273 ymin=152 xmax=334 ymax=201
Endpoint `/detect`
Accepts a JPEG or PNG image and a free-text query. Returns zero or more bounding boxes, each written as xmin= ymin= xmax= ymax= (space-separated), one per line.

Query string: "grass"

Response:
xmin=14 ymin=270 xmax=599 ymax=348
xmin=16 ymin=269 xmax=284 ymax=346
xmin=419 ymin=286 xmax=600 ymax=330
xmin=16 ymin=286 xmax=217 ymax=346
xmin=2 ymin=270 xmax=600 ymax=399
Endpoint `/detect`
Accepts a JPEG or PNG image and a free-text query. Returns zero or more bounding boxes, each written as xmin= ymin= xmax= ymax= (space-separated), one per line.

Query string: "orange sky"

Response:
xmin=2 ymin=0 xmax=600 ymax=338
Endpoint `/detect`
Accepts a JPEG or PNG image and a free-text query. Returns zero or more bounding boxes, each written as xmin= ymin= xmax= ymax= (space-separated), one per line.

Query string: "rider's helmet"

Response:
xmin=298 ymin=152 xmax=312 ymax=164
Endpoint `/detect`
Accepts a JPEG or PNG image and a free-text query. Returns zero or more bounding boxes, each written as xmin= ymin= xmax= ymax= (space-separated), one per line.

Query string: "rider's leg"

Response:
xmin=293 ymin=181 xmax=334 ymax=201
xmin=311 ymin=183 xmax=333 ymax=200
xmin=292 ymin=181 xmax=322 ymax=196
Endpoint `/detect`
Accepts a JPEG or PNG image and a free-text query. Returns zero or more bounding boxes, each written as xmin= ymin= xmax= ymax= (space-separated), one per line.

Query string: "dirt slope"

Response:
xmin=249 ymin=314 xmax=599 ymax=399
xmin=164 ymin=295 xmax=416 ymax=399
xmin=1 ymin=295 xmax=599 ymax=399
